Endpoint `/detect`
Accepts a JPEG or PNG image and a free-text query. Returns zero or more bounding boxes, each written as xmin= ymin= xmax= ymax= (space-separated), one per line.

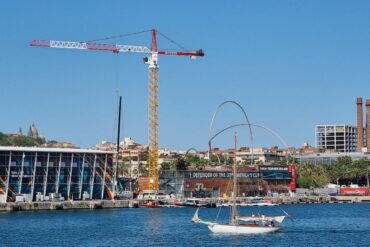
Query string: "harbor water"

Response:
xmin=0 ymin=203 xmax=370 ymax=246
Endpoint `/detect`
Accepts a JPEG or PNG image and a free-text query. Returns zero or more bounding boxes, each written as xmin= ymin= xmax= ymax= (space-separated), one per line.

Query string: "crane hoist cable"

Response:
xmin=84 ymin=29 xmax=152 ymax=43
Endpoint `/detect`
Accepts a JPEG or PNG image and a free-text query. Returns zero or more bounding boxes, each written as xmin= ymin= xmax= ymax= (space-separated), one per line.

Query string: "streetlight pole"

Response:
xmin=367 ymin=163 xmax=369 ymax=188
xmin=129 ymin=153 xmax=133 ymax=197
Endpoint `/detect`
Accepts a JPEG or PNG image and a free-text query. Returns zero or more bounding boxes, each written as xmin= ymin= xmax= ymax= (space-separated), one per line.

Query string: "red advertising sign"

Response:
xmin=288 ymin=165 xmax=296 ymax=192
xmin=340 ymin=187 xmax=369 ymax=196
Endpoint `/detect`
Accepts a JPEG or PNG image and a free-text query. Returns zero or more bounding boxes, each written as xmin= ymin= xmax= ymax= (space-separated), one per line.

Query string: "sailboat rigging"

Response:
xmin=192 ymin=132 xmax=286 ymax=234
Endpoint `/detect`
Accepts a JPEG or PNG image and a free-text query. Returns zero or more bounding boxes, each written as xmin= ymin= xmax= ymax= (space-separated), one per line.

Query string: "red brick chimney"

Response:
xmin=366 ymin=99 xmax=370 ymax=150
xmin=357 ymin=97 xmax=363 ymax=151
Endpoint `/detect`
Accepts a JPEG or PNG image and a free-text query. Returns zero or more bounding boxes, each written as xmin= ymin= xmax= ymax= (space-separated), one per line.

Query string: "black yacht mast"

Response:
xmin=114 ymin=96 xmax=122 ymax=198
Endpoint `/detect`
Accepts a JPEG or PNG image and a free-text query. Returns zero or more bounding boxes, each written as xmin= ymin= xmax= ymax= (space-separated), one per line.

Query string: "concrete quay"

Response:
xmin=277 ymin=195 xmax=370 ymax=204
xmin=1 ymin=196 xmax=370 ymax=212
xmin=0 ymin=199 xmax=139 ymax=212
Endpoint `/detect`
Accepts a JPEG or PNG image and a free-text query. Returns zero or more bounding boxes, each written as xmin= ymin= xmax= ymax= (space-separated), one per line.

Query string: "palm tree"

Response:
xmin=296 ymin=162 xmax=330 ymax=188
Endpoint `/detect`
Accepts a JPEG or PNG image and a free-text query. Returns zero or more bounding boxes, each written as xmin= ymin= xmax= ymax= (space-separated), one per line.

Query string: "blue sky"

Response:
xmin=1 ymin=1 xmax=370 ymax=150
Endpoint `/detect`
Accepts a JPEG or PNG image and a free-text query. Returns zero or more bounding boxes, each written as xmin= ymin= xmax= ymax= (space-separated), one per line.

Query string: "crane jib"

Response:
xmin=30 ymin=40 xmax=204 ymax=57
xmin=30 ymin=40 xmax=151 ymax=54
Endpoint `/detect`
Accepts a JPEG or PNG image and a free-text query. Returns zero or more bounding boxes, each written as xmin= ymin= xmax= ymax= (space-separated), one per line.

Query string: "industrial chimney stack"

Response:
xmin=366 ymin=99 xmax=370 ymax=150
xmin=357 ymin=97 xmax=364 ymax=152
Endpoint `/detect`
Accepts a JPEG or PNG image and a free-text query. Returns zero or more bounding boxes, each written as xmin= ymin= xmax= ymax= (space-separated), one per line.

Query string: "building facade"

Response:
xmin=0 ymin=147 xmax=115 ymax=203
xmin=315 ymin=125 xmax=357 ymax=152
xmin=235 ymin=148 xmax=286 ymax=164
xmin=158 ymin=166 xmax=294 ymax=198
xmin=296 ymin=152 xmax=370 ymax=165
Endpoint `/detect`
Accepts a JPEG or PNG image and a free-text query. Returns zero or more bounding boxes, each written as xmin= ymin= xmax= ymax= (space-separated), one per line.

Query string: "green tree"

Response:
xmin=160 ymin=161 xmax=173 ymax=171
xmin=175 ymin=157 xmax=189 ymax=171
xmin=226 ymin=156 xmax=234 ymax=165
xmin=209 ymin=154 xmax=222 ymax=165
xmin=296 ymin=162 xmax=330 ymax=188
xmin=296 ymin=176 xmax=315 ymax=188
xmin=352 ymin=158 xmax=369 ymax=181
xmin=138 ymin=153 xmax=149 ymax=162
xmin=45 ymin=140 xmax=58 ymax=147
xmin=121 ymin=157 xmax=130 ymax=162
xmin=117 ymin=161 xmax=129 ymax=177
xmin=311 ymin=164 xmax=330 ymax=187
xmin=337 ymin=156 xmax=352 ymax=167
xmin=137 ymin=162 xmax=148 ymax=177
xmin=331 ymin=156 xmax=353 ymax=184
xmin=0 ymin=132 xmax=11 ymax=146
xmin=185 ymin=154 xmax=209 ymax=170
xmin=185 ymin=154 xmax=201 ymax=165
xmin=194 ymin=159 xmax=207 ymax=170
xmin=274 ymin=157 xmax=298 ymax=166
xmin=11 ymin=136 xmax=39 ymax=147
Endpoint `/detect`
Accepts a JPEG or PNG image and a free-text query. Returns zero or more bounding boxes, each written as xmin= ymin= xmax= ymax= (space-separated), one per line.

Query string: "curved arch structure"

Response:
xmin=208 ymin=122 xmax=291 ymax=165
xmin=209 ymin=123 xmax=289 ymax=150
xmin=208 ymin=101 xmax=254 ymax=164
xmin=185 ymin=148 xmax=198 ymax=155
xmin=209 ymin=101 xmax=254 ymax=148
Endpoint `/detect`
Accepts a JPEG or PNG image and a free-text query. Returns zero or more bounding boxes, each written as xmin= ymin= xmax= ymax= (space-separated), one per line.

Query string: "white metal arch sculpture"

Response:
xmin=208 ymin=100 xmax=254 ymax=164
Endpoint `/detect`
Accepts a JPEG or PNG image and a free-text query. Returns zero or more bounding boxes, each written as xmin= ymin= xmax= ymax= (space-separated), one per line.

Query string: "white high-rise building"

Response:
xmin=315 ymin=124 xmax=357 ymax=153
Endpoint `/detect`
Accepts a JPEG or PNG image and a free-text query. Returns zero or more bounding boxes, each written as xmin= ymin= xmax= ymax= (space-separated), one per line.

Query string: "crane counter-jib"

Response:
xmin=157 ymin=50 xmax=204 ymax=57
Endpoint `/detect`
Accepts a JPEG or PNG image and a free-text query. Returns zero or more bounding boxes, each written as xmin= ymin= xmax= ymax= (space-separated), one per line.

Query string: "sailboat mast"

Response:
xmin=231 ymin=132 xmax=238 ymax=225
xmin=113 ymin=95 xmax=122 ymax=198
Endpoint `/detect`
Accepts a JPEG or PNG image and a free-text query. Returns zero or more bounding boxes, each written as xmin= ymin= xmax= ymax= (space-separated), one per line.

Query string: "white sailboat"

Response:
xmin=192 ymin=133 xmax=286 ymax=234
xmin=192 ymin=208 xmax=284 ymax=234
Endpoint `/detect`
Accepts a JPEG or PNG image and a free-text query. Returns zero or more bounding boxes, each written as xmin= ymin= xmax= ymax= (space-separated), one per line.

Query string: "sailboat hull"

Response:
xmin=208 ymin=224 xmax=280 ymax=234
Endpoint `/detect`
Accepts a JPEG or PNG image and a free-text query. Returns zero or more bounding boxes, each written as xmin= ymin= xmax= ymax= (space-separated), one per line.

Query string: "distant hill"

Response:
xmin=0 ymin=132 xmax=77 ymax=148
xmin=0 ymin=132 xmax=45 ymax=147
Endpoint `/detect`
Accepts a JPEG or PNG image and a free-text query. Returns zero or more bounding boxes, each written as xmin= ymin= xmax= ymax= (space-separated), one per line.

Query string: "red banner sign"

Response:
xmin=340 ymin=187 xmax=369 ymax=196
xmin=289 ymin=165 xmax=296 ymax=192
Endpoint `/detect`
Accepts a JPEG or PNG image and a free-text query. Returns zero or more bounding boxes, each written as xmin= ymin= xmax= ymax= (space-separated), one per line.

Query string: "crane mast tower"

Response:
xmin=146 ymin=31 xmax=159 ymax=190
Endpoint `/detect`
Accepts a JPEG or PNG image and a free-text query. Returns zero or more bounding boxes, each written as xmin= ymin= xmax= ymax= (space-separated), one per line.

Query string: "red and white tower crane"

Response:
xmin=30 ymin=29 xmax=204 ymax=192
